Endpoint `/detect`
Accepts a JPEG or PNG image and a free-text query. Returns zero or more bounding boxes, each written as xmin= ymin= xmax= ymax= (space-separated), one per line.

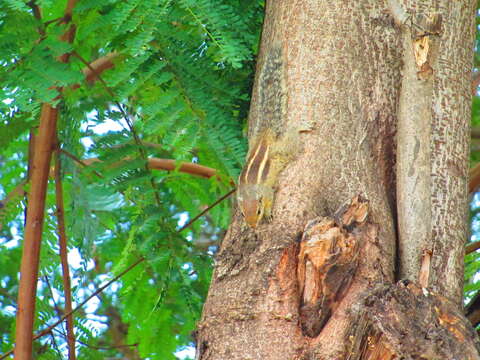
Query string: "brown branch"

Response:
xmin=71 ymin=52 xmax=119 ymax=90
xmin=472 ymin=127 xmax=480 ymax=139
xmin=54 ymin=149 xmax=76 ymax=360
xmin=26 ymin=1 xmax=42 ymax=22
xmin=178 ymin=188 xmax=236 ymax=232
xmin=469 ymin=163 xmax=480 ymax=194
xmin=14 ymin=104 xmax=59 ymax=360
xmin=14 ymin=0 xmax=78 ymax=358
xmin=82 ymin=52 xmax=118 ymax=85
xmin=26 ymin=0 xmax=45 ymax=38
xmin=58 ymin=149 xmax=103 ymax=178
xmin=0 ymin=153 xmax=228 ymax=230
xmin=148 ymin=158 xmax=220 ymax=180
xmin=472 ymin=72 xmax=480 ymax=96
xmin=466 ymin=241 xmax=480 ymax=255
xmin=81 ymin=156 xmax=222 ymax=181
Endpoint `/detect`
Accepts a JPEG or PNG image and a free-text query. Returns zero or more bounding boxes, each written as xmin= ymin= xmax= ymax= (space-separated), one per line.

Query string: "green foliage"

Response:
xmin=0 ymin=0 xmax=263 ymax=358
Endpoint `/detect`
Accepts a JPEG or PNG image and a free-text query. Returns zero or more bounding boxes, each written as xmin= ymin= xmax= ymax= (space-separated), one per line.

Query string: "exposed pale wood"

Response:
xmin=418 ymin=249 xmax=432 ymax=288
xmin=297 ymin=196 xmax=368 ymax=337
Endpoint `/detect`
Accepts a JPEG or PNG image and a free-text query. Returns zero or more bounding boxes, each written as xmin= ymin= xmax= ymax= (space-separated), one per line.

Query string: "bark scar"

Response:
xmin=297 ymin=195 xmax=369 ymax=337
xmin=410 ymin=12 xmax=442 ymax=80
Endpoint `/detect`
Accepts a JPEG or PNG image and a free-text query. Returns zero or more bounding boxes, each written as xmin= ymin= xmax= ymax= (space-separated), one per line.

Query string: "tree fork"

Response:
xmin=13 ymin=1 xmax=78 ymax=358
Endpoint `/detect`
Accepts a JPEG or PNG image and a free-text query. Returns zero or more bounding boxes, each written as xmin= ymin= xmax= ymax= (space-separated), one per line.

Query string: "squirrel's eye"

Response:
xmin=257 ymin=207 xmax=262 ymax=215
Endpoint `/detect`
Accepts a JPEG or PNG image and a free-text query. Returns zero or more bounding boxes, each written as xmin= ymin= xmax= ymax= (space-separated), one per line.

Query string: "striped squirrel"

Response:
xmin=237 ymin=45 xmax=308 ymax=228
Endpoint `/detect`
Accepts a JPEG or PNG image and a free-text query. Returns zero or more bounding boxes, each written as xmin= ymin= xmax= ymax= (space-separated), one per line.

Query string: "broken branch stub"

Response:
xmin=297 ymin=195 xmax=369 ymax=337
xmin=347 ymin=282 xmax=480 ymax=360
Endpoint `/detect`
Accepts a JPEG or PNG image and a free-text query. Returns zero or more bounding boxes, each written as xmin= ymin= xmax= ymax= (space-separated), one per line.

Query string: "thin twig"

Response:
xmin=178 ymin=188 xmax=236 ymax=232
xmin=75 ymin=339 xmax=138 ymax=351
xmin=54 ymin=149 xmax=76 ymax=360
xmin=41 ymin=276 xmax=64 ymax=357
xmin=71 ymin=51 xmax=162 ymax=205
xmin=58 ymin=148 xmax=103 ymax=178
xmin=43 ymin=276 xmax=68 ymax=338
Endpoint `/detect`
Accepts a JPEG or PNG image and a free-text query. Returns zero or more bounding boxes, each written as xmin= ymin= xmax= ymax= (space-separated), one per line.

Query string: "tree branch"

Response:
xmin=469 ymin=163 xmax=480 ymax=194
xmin=0 ymin=257 xmax=145 ymax=360
xmin=471 ymin=126 xmax=480 ymax=139
xmin=71 ymin=52 xmax=119 ymax=90
xmin=14 ymin=104 xmax=59 ymax=360
xmin=0 ymin=151 xmax=230 ymax=229
xmin=466 ymin=240 xmax=480 ymax=255
xmin=54 ymin=149 xmax=76 ymax=360
xmin=78 ymin=155 xmax=224 ymax=181
xmin=472 ymin=72 xmax=480 ymax=96
xmin=14 ymin=0 xmax=78 ymax=357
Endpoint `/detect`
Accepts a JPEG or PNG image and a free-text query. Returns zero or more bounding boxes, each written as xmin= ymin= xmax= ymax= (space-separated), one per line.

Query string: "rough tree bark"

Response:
xmin=196 ymin=0 xmax=478 ymax=359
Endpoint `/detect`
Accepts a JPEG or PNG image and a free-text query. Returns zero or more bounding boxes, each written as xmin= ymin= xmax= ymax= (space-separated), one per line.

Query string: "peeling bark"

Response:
xmin=297 ymin=196 xmax=368 ymax=337
xmin=347 ymin=282 xmax=480 ymax=359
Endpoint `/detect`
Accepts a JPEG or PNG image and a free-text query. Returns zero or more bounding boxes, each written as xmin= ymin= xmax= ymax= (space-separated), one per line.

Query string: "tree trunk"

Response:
xmin=196 ymin=1 xmax=479 ymax=359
